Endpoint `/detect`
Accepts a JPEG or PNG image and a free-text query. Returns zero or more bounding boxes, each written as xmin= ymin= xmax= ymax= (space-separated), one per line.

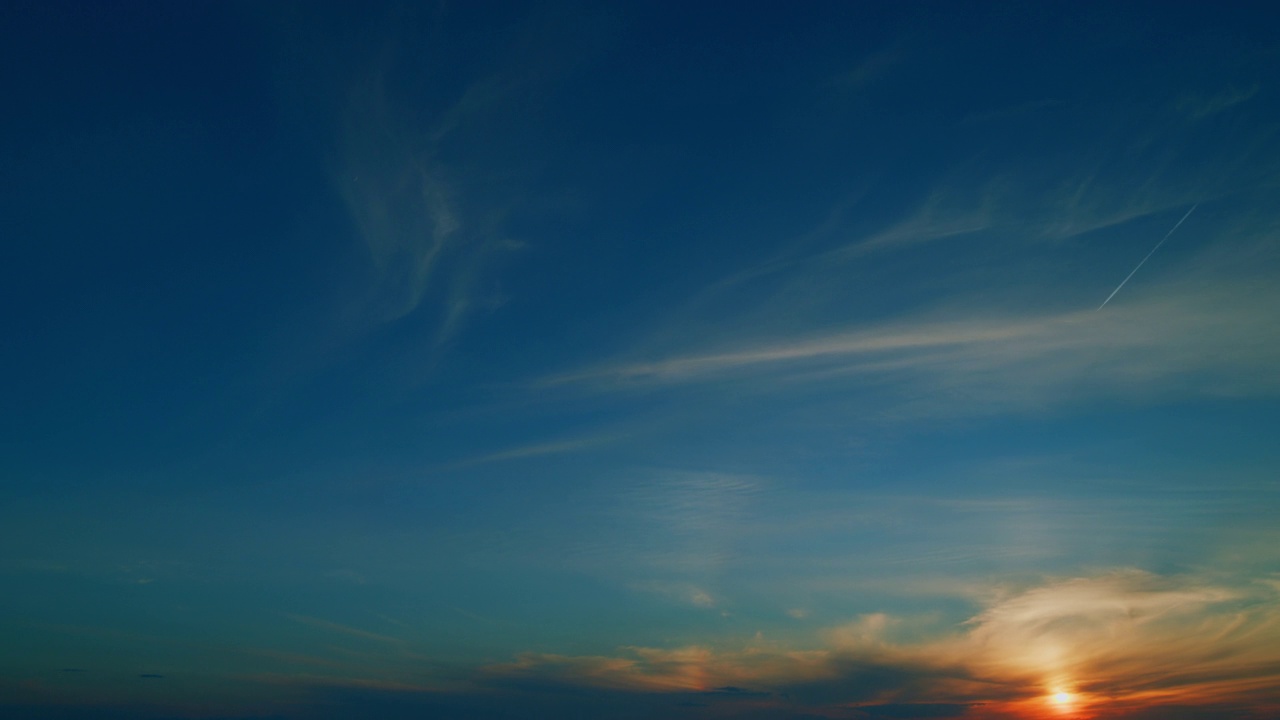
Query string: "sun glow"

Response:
xmin=1045 ymin=687 xmax=1081 ymax=715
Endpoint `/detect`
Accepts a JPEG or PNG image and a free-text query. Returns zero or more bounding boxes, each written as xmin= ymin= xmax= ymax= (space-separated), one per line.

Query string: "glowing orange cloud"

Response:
xmin=482 ymin=570 xmax=1280 ymax=718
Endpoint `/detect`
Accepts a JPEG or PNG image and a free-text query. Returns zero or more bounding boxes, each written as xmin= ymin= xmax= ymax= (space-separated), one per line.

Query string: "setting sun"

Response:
xmin=1046 ymin=689 xmax=1081 ymax=715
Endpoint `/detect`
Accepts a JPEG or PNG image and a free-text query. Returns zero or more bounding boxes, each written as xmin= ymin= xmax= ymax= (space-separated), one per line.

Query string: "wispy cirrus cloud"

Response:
xmin=607 ymin=81 xmax=1280 ymax=381
xmin=440 ymin=432 xmax=619 ymax=470
xmin=825 ymin=188 xmax=996 ymax=261
xmin=282 ymin=613 xmax=404 ymax=646
xmin=333 ymin=58 xmax=513 ymax=341
xmin=319 ymin=9 xmax=584 ymax=353
xmin=609 ymin=472 xmax=763 ymax=577
xmin=1177 ymin=85 xmax=1260 ymax=121
xmin=628 ymin=581 xmax=720 ymax=609
xmin=544 ymin=276 xmax=1280 ymax=415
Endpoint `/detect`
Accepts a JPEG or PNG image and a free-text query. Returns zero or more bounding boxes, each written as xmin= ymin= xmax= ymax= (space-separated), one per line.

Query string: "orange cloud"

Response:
xmin=481 ymin=570 xmax=1280 ymax=718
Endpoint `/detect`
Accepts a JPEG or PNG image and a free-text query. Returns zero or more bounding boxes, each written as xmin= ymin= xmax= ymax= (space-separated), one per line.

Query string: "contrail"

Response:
xmin=1097 ymin=202 xmax=1199 ymax=311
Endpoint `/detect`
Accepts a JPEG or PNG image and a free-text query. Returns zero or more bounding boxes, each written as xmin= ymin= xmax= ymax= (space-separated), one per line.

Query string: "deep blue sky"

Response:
xmin=3 ymin=2 xmax=1279 ymax=719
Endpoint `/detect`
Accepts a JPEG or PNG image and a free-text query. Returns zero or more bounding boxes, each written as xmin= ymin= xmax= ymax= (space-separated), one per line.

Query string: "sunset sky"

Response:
xmin=3 ymin=2 xmax=1280 ymax=719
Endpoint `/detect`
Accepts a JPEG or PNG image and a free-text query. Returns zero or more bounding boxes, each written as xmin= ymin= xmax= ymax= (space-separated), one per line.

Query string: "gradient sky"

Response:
xmin=3 ymin=2 xmax=1280 ymax=719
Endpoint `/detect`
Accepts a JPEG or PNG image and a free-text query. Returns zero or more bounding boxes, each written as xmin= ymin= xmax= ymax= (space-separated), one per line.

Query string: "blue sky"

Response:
xmin=3 ymin=2 xmax=1280 ymax=719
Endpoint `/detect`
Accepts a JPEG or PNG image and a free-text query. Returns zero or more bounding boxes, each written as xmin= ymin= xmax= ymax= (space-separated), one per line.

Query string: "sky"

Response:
xmin=2 ymin=2 xmax=1279 ymax=719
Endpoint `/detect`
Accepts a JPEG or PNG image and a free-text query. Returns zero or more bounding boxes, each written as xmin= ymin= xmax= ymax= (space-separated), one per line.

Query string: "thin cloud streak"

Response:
xmin=1098 ymin=203 xmax=1198 ymax=310
xmin=543 ymin=320 xmax=1041 ymax=385
xmin=540 ymin=257 xmax=1280 ymax=418
xmin=282 ymin=614 xmax=404 ymax=646
xmin=441 ymin=433 xmax=619 ymax=470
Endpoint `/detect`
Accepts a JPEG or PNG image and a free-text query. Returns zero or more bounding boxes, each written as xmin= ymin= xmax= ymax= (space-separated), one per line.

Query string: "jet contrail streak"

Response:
xmin=1097 ymin=202 xmax=1199 ymax=311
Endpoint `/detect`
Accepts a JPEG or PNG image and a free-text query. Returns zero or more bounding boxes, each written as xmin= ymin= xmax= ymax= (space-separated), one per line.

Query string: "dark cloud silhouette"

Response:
xmin=774 ymin=658 xmax=978 ymax=707
xmin=300 ymin=685 xmax=788 ymax=720
xmin=0 ymin=708 xmax=286 ymax=720
xmin=856 ymin=704 xmax=973 ymax=718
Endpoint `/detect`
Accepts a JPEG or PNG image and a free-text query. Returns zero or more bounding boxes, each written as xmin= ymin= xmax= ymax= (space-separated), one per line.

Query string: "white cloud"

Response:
xmin=544 ymin=253 xmax=1280 ymax=416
